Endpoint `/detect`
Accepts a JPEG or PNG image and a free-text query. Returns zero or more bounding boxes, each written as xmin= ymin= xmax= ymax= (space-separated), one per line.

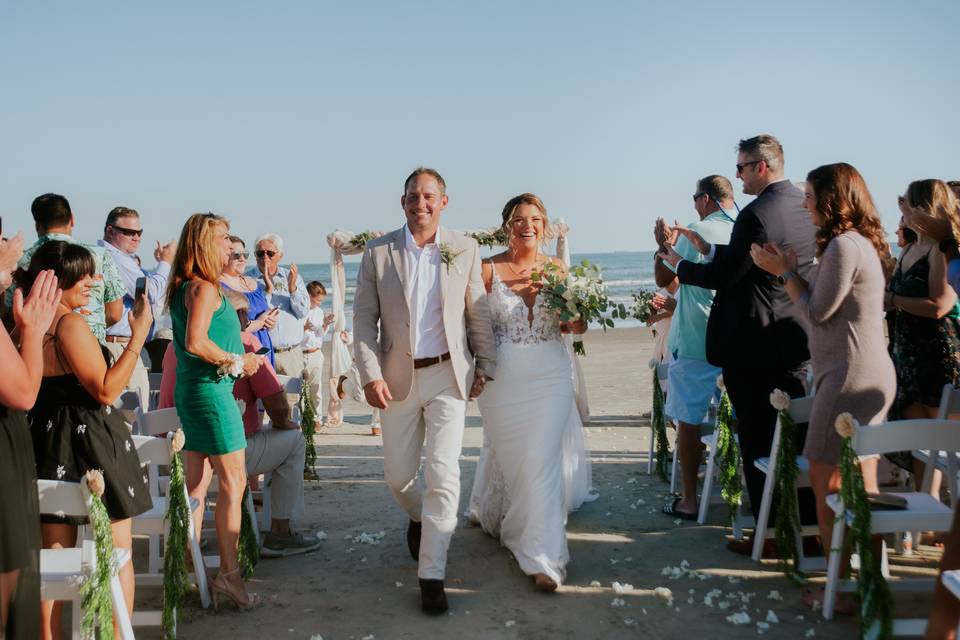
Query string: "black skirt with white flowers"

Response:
xmin=29 ymin=373 xmax=152 ymax=524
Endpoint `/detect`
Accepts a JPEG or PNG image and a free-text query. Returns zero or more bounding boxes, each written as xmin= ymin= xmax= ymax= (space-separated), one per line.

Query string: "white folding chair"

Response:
xmin=37 ymin=479 xmax=135 ymax=640
xmin=134 ymin=408 xmax=211 ymax=610
xmin=749 ymin=396 xmax=822 ymax=567
xmin=912 ymin=384 xmax=960 ymax=507
xmin=823 ymin=419 xmax=960 ymax=623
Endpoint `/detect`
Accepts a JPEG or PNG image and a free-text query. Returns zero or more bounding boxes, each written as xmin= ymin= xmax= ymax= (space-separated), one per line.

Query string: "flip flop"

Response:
xmin=662 ymin=498 xmax=697 ymax=521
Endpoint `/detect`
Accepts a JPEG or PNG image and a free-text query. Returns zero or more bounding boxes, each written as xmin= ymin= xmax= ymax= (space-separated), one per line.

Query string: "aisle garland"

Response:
xmin=770 ymin=390 xmax=804 ymax=583
xmin=649 ymin=360 xmax=670 ymax=483
xmin=835 ymin=413 xmax=893 ymax=640
xmin=163 ymin=430 xmax=190 ymax=639
xmin=299 ymin=381 xmax=318 ymax=477
xmin=713 ymin=379 xmax=742 ymax=526
xmin=237 ymin=487 xmax=260 ymax=579
xmin=79 ymin=469 xmax=116 ymax=640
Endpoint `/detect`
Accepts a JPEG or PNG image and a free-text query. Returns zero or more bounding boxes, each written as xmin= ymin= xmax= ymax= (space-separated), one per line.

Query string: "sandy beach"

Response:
xmin=149 ymin=327 xmax=941 ymax=639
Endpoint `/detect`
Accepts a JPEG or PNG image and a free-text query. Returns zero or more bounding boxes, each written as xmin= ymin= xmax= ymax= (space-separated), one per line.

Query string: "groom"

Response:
xmin=353 ymin=167 xmax=497 ymax=614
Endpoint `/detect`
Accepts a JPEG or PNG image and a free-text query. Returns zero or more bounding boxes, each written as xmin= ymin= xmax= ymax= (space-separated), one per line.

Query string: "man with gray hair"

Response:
xmin=254 ymin=233 xmax=309 ymax=378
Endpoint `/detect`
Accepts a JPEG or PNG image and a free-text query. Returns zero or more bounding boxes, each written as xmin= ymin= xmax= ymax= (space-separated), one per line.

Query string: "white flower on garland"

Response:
xmin=171 ymin=429 xmax=186 ymax=453
xmin=835 ymin=412 xmax=857 ymax=438
xmin=56 ymin=465 xmax=66 ymax=479
xmin=769 ymin=389 xmax=790 ymax=412
xmin=84 ymin=469 xmax=105 ymax=497
xmin=76 ymin=424 xmax=87 ymax=435
xmin=716 ymin=375 xmax=725 ymax=391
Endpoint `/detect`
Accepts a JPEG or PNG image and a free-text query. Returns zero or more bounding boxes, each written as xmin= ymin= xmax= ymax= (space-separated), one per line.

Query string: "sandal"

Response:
xmin=211 ymin=568 xmax=262 ymax=611
xmin=662 ymin=498 xmax=697 ymax=521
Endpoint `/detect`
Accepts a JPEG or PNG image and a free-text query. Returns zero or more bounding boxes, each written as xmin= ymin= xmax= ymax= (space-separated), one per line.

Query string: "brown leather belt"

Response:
xmin=413 ymin=352 xmax=451 ymax=369
xmin=105 ymin=335 xmax=130 ymax=344
xmin=303 ymin=347 xmax=321 ymax=355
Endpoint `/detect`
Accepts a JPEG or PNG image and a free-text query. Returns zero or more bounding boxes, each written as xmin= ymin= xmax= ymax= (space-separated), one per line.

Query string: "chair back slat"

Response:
xmin=937 ymin=385 xmax=960 ymax=419
xmin=131 ymin=434 xmax=172 ymax=467
xmin=852 ymin=419 xmax=960 ymax=456
xmin=788 ymin=395 xmax=815 ymax=422
xmin=137 ymin=407 xmax=180 ymax=436
xmin=37 ymin=480 xmax=89 ymax=518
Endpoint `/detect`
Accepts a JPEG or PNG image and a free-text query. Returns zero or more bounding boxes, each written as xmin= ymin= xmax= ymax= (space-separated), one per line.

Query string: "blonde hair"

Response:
xmin=905 ymin=179 xmax=960 ymax=242
xmin=500 ymin=193 xmax=552 ymax=246
xmin=165 ymin=213 xmax=230 ymax=310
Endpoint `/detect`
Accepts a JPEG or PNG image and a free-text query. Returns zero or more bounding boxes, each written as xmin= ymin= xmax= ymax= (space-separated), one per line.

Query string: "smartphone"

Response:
xmin=254 ymin=346 xmax=270 ymax=355
xmin=134 ymin=277 xmax=147 ymax=301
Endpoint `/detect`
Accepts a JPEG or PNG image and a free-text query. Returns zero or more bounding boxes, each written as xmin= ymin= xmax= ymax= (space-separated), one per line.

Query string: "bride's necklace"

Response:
xmin=505 ymin=247 xmax=541 ymax=279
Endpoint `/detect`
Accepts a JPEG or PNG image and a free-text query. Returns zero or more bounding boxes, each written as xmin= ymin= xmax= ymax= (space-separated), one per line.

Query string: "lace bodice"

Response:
xmin=487 ymin=268 xmax=562 ymax=347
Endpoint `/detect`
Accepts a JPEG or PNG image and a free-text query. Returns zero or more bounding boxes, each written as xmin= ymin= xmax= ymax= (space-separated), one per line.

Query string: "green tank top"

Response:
xmin=891 ymin=249 xmax=960 ymax=318
xmin=170 ymin=281 xmax=243 ymax=383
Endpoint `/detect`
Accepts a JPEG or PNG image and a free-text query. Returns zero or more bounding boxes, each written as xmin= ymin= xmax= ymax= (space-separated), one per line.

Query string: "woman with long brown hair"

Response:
xmin=750 ymin=162 xmax=895 ymax=611
xmin=166 ymin=213 xmax=262 ymax=609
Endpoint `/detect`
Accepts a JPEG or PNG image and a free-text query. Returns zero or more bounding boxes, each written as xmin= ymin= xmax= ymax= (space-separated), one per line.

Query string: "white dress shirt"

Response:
xmin=301 ymin=306 xmax=330 ymax=351
xmin=404 ymin=225 xmax=448 ymax=359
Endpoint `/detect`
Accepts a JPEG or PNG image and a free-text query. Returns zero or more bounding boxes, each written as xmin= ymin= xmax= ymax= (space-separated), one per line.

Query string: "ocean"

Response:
xmin=291 ymin=250 xmax=658 ymax=331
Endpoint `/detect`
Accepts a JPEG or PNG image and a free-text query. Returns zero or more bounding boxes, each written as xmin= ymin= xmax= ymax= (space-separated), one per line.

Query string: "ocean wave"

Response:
xmin=603 ymin=278 xmax=655 ymax=287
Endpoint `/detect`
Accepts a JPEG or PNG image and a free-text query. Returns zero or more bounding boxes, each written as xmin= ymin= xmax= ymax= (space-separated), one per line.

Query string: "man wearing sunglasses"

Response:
xmin=253 ymin=233 xmax=309 ymax=379
xmin=99 ymin=206 xmax=177 ymax=408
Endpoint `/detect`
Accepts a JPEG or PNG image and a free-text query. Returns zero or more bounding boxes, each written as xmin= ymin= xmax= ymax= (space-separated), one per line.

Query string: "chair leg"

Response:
xmin=71 ymin=596 xmax=82 ymax=640
xmin=261 ymin=473 xmax=272 ymax=531
xmin=751 ymin=469 xmax=776 ymax=561
xmin=109 ymin=575 xmax=136 ymax=640
xmin=647 ymin=426 xmax=654 ymax=475
xmin=697 ymin=434 xmax=716 ymax=525
xmin=186 ymin=487 xmax=211 ymax=608
xmin=823 ymin=509 xmax=847 ymax=620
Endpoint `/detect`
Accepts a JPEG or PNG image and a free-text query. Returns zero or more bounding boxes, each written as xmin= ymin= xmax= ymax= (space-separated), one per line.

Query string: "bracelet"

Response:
xmin=216 ymin=354 xmax=245 ymax=379
xmin=122 ymin=346 xmax=140 ymax=357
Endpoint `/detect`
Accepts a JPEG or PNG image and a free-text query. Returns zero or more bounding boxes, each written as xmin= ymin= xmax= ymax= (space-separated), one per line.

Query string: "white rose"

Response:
xmin=84 ymin=469 xmax=106 ymax=498
xmin=171 ymin=428 xmax=186 ymax=453
xmin=834 ymin=412 xmax=857 ymax=438
xmin=716 ymin=375 xmax=725 ymax=392
xmin=769 ymin=389 xmax=790 ymax=412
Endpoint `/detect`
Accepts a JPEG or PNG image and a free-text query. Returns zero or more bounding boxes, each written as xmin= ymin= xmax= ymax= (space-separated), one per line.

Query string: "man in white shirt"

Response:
xmin=353 ymin=167 xmax=497 ymax=614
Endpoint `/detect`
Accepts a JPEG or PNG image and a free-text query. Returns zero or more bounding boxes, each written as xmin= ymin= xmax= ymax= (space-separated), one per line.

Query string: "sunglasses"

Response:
xmin=255 ymin=249 xmax=277 ymax=259
xmin=109 ymin=224 xmax=144 ymax=238
xmin=692 ymin=192 xmax=706 ymax=201
xmin=231 ymin=251 xmax=249 ymax=260
xmin=735 ymin=160 xmax=762 ymax=173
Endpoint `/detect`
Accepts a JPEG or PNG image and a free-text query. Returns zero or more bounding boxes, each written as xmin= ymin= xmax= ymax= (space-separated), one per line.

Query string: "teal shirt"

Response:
xmin=665 ymin=210 xmax=735 ymax=361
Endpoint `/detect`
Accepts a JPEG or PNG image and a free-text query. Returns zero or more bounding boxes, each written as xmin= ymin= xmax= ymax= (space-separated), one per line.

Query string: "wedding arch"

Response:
xmin=323 ymin=220 xmax=590 ymax=423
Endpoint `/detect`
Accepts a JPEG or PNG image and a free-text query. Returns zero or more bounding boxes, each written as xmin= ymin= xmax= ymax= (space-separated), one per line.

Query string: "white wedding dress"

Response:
xmin=468 ymin=268 xmax=598 ymax=585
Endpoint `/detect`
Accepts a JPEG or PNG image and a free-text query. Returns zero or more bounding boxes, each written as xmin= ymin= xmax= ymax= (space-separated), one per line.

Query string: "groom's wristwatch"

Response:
xmin=777 ymin=271 xmax=796 ymax=285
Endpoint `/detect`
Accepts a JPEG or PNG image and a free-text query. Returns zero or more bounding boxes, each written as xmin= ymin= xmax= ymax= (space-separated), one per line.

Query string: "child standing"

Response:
xmin=302 ymin=281 xmax=334 ymax=431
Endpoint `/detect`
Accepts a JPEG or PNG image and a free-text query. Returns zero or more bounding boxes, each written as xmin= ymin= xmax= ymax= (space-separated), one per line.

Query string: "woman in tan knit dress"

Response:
xmin=751 ymin=163 xmax=896 ymax=610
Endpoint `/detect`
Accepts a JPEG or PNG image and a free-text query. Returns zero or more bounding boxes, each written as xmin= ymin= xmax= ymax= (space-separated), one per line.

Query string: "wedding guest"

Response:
xmin=158 ymin=288 xmax=321 ymax=557
xmin=0 ymin=228 xmax=59 ymax=640
xmin=887 ymin=219 xmax=918 ymax=347
xmin=302 ymin=281 xmax=333 ymax=430
xmin=221 ymin=236 xmax=278 ymax=365
xmin=166 ymin=213 xmax=262 ymax=609
xmin=887 ymin=180 xmax=960 ymax=503
xmin=254 ymin=233 xmax=308 ymax=378
xmin=655 ymin=175 xmax=735 ymax=521
xmin=899 ymin=185 xmax=960 ymax=296
xmin=468 ymin=193 xmax=593 ymax=592
xmin=660 ymin=134 xmax=817 ymax=554
xmin=751 ymin=162 xmax=895 ymax=610
xmin=19 ymin=241 xmax=153 ymax=636
xmin=99 ymin=206 xmax=175 ymax=410
xmin=6 ymin=193 xmax=125 ymax=343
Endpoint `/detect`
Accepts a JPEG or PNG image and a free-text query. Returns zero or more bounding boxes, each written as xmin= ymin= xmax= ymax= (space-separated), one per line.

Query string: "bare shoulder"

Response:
xmin=56 ymin=311 xmax=91 ymax=336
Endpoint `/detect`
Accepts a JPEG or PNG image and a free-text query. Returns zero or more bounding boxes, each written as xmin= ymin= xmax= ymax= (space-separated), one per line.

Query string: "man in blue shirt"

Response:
xmin=99 ymin=206 xmax=176 ymax=409
xmin=254 ymin=233 xmax=309 ymax=379
xmin=654 ymin=176 xmax=735 ymax=520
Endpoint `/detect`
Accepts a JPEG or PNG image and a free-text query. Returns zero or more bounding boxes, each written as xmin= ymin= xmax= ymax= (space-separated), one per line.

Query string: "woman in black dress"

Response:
xmin=0 ymin=228 xmax=60 ymax=639
xmin=17 ymin=242 xmax=153 ymax=638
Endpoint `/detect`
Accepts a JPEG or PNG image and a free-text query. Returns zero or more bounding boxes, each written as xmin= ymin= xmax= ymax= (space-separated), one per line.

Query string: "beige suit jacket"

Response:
xmin=352 ymin=226 xmax=497 ymax=402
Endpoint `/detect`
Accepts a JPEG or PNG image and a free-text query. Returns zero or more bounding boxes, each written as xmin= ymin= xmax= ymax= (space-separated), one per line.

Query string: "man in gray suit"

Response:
xmin=353 ymin=167 xmax=497 ymax=614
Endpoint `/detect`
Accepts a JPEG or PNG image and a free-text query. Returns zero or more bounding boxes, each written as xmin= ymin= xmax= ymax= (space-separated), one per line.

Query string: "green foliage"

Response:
xmin=467 ymin=228 xmax=508 ymax=248
xmin=773 ymin=409 xmax=805 ymax=584
xmin=237 ymin=487 xmax=259 ymax=579
xmin=80 ymin=491 xmax=116 ymax=640
xmin=651 ymin=373 xmax=670 ymax=483
xmin=299 ymin=382 xmax=318 ymax=475
xmin=714 ymin=392 xmax=742 ymax=526
xmin=838 ymin=436 xmax=894 ymax=639
xmin=163 ymin=451 xmax=191 ymax=639
xmin=349 ymin=231 xmax=375 ymax=248
xmin=536 ymin=260 xmax=620 ymax=356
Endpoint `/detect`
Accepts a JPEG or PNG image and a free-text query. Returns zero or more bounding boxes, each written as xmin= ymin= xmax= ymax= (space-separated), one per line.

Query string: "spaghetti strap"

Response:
xmin=44 ymin=313 xmax=73 ymax=374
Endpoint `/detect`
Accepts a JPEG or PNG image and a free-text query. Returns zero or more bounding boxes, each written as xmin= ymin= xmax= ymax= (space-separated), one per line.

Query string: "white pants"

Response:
xmin=245 ymin=428 xmax=306 ymax=522
xmin=104 ymin=341 xmax=151 ymax=413
xmin=303 ymin=350 xmax=325 ymax=421
xmin=381 ymin=360 xmax=467 ymax=580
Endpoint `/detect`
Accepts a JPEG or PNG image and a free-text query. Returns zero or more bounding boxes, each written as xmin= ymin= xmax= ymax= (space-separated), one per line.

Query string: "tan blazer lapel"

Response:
xmin=389 ymin=227 xmax=410 ymax=307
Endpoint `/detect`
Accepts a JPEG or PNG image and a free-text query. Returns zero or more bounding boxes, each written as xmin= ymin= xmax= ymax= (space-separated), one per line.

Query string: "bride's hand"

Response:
xmin=561 ymin=319 xmax=587 ymax=334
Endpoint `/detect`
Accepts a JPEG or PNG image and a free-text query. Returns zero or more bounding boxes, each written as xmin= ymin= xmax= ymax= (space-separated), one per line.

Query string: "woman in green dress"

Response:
xmin=166 ymin=213 xmax=263 ymax=609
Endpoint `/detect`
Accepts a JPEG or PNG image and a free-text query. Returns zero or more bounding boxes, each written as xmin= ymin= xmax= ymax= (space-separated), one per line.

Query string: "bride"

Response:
xmin=468 ymin=193 xmax=597 ymax=592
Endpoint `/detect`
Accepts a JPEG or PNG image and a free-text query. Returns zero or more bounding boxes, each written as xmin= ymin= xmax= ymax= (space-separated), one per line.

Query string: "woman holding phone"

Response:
xmin=220 ymin=235 xmax=278 ymax=365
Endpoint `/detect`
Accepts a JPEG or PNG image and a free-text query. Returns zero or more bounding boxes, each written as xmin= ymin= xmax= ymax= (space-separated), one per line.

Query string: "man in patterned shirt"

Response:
xmin=12 ymin=193 xmax=125 ymax=343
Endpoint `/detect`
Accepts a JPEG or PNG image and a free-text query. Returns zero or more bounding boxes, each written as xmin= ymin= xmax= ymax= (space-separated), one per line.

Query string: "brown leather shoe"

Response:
xmin=419 ymin=579 xmax=448 ymax=614
xmin=407 ymin=520 xmax=421 ymax=561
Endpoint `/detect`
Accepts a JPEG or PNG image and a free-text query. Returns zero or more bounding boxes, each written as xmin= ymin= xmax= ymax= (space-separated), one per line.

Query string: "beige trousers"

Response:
xmin=104 ymin=341 xmax=151 ymax=412
xmin=381 ymin=359 xmax=467 ymax=580
xmin=245 ymin=427 xmax=306 ymax=521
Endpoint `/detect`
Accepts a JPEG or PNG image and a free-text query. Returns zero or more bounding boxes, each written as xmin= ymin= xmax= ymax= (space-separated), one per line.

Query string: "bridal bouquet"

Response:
xmin=625 ymin=290 xmax=657 ymax=323
xmin=532 ymin=259 xmax=622 ymax=356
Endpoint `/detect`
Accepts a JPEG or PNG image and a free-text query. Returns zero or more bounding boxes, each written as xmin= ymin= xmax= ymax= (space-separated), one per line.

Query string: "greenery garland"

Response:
xmin=349 ymin=230 xmax=375 ymax=248
xmin=467 ymin=228 xmax=508 ymax=248
xmin=770 ymin=390 xmax=804 ymax=584
xmin=299 ymin=380 xmax=318 ymax=478
xmin=237 ymin=487 xmax=260 ymax=579
xmin=835 ymin=413 xmax=893 ymax=640
xmin=79 ymin=470 xmax=116 ymax=640
xmin=713 ymin=390 xmax=742 ymax=526
xmin=650 ymin=364 xmax=670 ymax=483
xmin=163 ymin=432 xmax=190 ymax=639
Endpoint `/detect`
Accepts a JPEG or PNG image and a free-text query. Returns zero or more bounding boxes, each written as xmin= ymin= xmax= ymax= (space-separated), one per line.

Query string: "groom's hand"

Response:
xmin=469 ymin=371 xmax=487 ymax=399
xmin=364 ymin=380 xmax=393 ymax=410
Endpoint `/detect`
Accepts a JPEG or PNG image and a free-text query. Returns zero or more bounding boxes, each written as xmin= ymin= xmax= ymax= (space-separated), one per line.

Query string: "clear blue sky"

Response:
xmin=2 ymin=1 xmax=957 ymax=263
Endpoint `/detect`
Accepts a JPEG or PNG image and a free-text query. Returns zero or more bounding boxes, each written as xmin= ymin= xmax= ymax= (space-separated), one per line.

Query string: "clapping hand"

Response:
xmin=654 ymin=218 xmax=677 ymax=249
xmin=651 ymin=292 xmax=676 ymax=313
xmin=154 ymin=240 xmax=177 ymax=264
xmin=750 ymin=242 xmax=796 ymax=277
xmin=899 ymin=198 xmax=955 ymax=243
xmin=323 ymin=312 xmax=335 ymax=329
xmin=287 ymin=264 xmax=299 ymax=293
xmin=13 ymin=269 xmax=60 ymax=335
xmin=0 ymin=232 xmax=25 ymax=290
